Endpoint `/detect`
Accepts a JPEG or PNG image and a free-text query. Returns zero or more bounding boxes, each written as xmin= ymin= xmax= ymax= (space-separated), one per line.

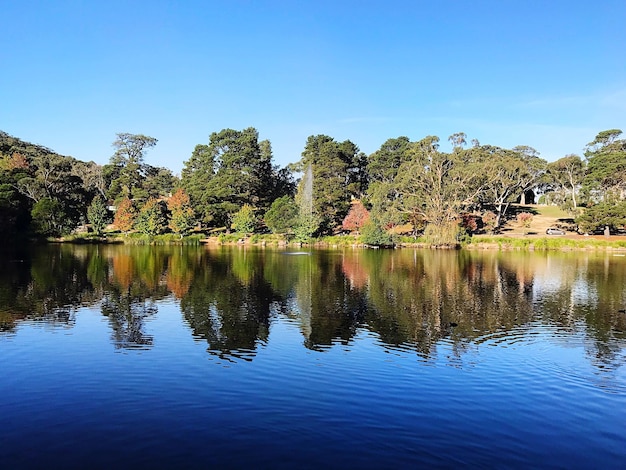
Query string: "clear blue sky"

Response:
xmin=2 ymin=0 xmax=625 ymax=174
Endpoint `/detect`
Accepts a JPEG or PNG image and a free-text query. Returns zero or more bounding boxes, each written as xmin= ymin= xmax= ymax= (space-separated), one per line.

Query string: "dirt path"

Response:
xmin=485 ymin=205 xmax=626 ymax=242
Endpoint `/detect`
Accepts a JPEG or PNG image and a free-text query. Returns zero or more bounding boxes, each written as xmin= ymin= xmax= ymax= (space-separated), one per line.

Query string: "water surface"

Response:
xmin=1 ymin=245 xmax=625 ymax=468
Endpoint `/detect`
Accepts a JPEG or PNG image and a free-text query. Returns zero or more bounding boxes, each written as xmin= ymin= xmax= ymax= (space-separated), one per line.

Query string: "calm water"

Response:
xmin=1 ymin=244 xmax=625 ymax=468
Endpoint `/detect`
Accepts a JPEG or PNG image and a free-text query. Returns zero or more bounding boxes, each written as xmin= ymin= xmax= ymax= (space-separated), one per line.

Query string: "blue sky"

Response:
xmin=2 ymin=0 xmax=625 ymax=174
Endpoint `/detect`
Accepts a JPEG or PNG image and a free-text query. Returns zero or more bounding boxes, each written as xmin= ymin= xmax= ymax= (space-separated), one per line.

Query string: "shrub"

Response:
xmin=360 ymin=220 xmax=393 ymax=246
xmin=231 ymin=204 xmax=257 ymax=234
xmin=517 ymin=212 xmax=534 ymax=229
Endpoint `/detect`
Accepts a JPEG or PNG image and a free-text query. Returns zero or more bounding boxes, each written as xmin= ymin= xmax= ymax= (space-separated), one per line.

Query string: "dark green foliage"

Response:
xmin=366 ymin=136 xmax=411 ymax=226
xmin=109 ymin=133 xmax=158 ymax=200
xmin=1 ymin=131 xmax=90 ymax=236
xmin=181 ymin=128 xmax=291 ymax=228
xmin=264 ymin=196 xmax=299 ymax=234
xmin=31 ymin=198 xmax=69 ymax=237
xmin=296 ymin=134 xmax=363 ymax=234
xmin=576 ymin=201 xmax=626 ymax=234
xmin=360 ymin=219 xmax=393 ymax=246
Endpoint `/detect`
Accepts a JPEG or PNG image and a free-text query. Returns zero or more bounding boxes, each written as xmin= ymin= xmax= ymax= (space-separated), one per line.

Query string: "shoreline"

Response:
xmin=44 ymin=232 xmax=626 ymax=252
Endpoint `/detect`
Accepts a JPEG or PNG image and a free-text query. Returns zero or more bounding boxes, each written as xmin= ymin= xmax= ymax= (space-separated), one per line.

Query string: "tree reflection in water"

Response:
xmin=0 ymin=244 xmax=624 ymax=370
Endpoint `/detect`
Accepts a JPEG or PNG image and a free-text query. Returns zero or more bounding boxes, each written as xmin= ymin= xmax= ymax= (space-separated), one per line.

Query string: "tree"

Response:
xmin=140 ymin=164 xmax=177 ymax=200
xmin=135 ymin=198 xmax=168 ymax=235
xmin=0 ymin=153 xmax=31 ymax=239
xmin=264 ymin=196 xmax=299 ymax=234
xmin=448 ymin=132 xmax=467 ymax=151
xmin=31 ymin=197 xmax=68 ymax=237
xmin=109 ymin=133 xmax=158 ymax=199
xmin=576 ymin=201 xmax=626 ymax=234
xmin=295 ymin=135 xmax=362 ymax=234
xmin=113 ymin=198 xmax=137 ymax=234
xmin=517 ymin=212 xmax=533 ymax=230
xmin=359 ymin=218 xmax=392 ymax=246
xmin=394 ymin=136 xmax=483 ymax=241
xmin=476 ymin=145 xmax=546 ymax=230
xmin=181 ymin=128 xmax=283 ymax=227
xmin=366 ymin=136 xmax=411 ymax=227
xmin=342 ymin=201 xmax=370 ymax=233
xmin=87 ymin=195 xmax=109 ymax=235
xmin=168 ymin=188 xmax=195 ymax=237
xmin=512 ymin=145 xmax=546 ymax=205
xmin=547 ymin=154 xmax=585 ymax=210
xmin=231 ymin=204 xmax=257 ymax=234
xmin=583 ymin=129 xmax=626 ymax=202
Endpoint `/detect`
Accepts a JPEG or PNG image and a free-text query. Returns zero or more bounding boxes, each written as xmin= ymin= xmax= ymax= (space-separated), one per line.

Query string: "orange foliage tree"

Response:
xmin=342 ymin=201 xmax=370 ymax=233
xmin=113 ymin=198 xmax=137 ymax=234
xmin=168 ymin=188 xmax=195 ymax=236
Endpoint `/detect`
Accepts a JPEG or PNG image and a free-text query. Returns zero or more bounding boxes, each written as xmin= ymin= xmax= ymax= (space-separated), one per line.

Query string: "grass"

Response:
xmin=469 ymin=235 xmax=626 ymax=251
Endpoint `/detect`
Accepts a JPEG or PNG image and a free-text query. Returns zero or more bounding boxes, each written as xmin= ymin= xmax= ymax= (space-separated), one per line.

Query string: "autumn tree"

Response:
xmin=167 ymin=188 xmax=195 ymax=237
xmin=342 ymin=201 xmax=370 ymax=233
xmin=113 ymin=198 xmax=137 ymax=234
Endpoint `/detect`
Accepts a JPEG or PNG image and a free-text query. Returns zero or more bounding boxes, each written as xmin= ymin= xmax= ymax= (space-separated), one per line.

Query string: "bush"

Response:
xmin=423 ymin=221 xmax=460 ymax=245
xmin=517 ymin=212 xmax=534 ymax=228
xmin=231 ymin=204 xmax=257 ymax=234
xmin=360 ymin=220 xmax=393 ymax=246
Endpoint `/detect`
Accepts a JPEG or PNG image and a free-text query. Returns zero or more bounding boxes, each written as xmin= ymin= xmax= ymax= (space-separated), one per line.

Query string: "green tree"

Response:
xmin=264 ymin=195 xmax=299 ymax=234
xmin=583 ymin=129 xmax=626 ymax=202
xmin=359 ymin=218 xmax=392 ymax=246
xmin=135 ymin=198 xmax=168 ymax=235
xmin=394 ymin=136 xmax=482 ymax=241
xmin=87 ymin=195 xmax=109 ymax=235
xmin=296 ymin=135 xmax=362 ymax=234
xmin=182 ymin=128 xmax=284 ymax=227
xmin=0 ymin=152 xmax=31 ymax=240
xmin=231 ymin=204 xmax=257 ymax=234
xmin=476 ymin=145 xmax=546 ymax=229
xmin=109 ymin=133 xmax=158 ymax=200
xmin=576 ymin=201 xmax=626 ymax=234
xmin=547 ymin=154 xmax=585 ymax=210
xmin=366 ymin=136 xmax=411 ymax=228
xmin=31 ymin=197 xmax=68 ymax=237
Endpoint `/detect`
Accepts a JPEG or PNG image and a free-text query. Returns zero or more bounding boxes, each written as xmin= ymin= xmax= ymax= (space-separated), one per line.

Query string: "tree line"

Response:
xmin=1 ymin=127 xmax=624 ymax=243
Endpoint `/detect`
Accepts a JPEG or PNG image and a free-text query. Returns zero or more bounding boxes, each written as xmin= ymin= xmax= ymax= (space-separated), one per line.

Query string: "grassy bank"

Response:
xmin=467 ymin=236 xmax=626 ymax=251
xmin=56 ymin=231 xmax=626 ymax=252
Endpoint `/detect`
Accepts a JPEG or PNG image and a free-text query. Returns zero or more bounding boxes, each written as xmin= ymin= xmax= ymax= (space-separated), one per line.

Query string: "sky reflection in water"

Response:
xmin=0 ymin=245 xmax=625 ymax=468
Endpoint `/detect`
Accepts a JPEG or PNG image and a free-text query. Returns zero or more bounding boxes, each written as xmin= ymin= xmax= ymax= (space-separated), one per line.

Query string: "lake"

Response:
xmin=1 ymin=244 xmax=625 ymax=468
